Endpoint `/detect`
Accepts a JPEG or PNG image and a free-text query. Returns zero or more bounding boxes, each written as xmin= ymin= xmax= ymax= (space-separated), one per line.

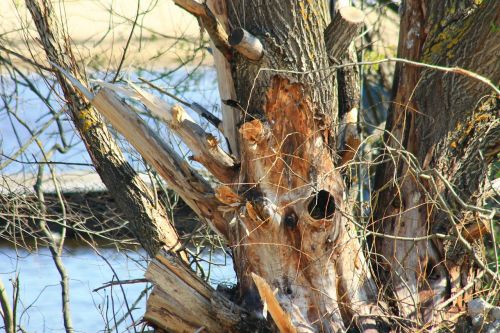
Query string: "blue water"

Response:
xmin=0 ymin=67 xmax=223 ymax=175
xmin=0 ymin=244 xmax=235 ymax=332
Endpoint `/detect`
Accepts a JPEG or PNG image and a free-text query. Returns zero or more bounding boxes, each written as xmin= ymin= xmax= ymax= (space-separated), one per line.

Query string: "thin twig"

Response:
xmin=112 ymin=0 xmax=141 ymax=82
xmin=0 ymin=278 xmax=14 ymax=333
xmin=93 ymin=278 xmax=148 ymax=292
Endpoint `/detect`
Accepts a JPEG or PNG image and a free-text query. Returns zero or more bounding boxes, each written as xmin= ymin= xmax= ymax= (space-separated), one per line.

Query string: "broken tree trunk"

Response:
xmin=145 ymin=250 xmax=266 ymax=332
xmin=46 ymin=0 xmax=499 ymax=332
xmin=216 ymin=2 xmax=382 ymax=332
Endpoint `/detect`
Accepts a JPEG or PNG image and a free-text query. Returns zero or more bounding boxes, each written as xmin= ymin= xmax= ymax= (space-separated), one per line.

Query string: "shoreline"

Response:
xmin=1 ymin=1 xmax=210 ymax=71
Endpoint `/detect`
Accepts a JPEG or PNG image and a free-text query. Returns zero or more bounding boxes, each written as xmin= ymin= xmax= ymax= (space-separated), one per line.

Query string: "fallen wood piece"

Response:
xmin=145 ymin=250 xmax=265 ymax=333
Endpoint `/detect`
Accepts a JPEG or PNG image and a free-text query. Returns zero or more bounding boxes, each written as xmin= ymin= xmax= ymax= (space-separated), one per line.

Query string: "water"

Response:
xmin=0 ymin=64 xmax=233 ymax=332
xmin=0 ymin=244 xmax=235 ymax=332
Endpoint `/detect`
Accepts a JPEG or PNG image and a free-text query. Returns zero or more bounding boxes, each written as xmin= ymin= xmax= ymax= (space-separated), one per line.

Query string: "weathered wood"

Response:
xmin=324 ymin=6 xmax=364 ymax=62
xmin=213 ymin=1 xmax=384 ymax=332
xmin=372 ymin=0 xmax=500 ymax=326
xmin=96 ymin=82 xmax=238 ymax=184
xmin=38 ymin=0 xmax=499 ymax=332
xmin=145 ymin=250 xmax=265 ymax=333
xmin=252 ymin=273 xmax=297 ymax=333
xmin=90 ymin=88 xmax=230 ymax=238
xmin=138 ymin=78 xmax=225 ymax=134
xmin=206 ymin=0 xmax=241 ymax=157
xmin=229 ymin=28 xmax=264 ymax=61
xmin=231 ymin=75 xmax=382 ymax=332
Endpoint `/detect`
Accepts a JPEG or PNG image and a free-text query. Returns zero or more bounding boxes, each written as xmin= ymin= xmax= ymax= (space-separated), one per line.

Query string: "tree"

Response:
xmin=13 ymin=0 xmax=500 ymax=332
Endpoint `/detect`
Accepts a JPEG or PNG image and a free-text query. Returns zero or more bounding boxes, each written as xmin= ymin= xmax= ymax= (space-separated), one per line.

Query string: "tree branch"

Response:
xmin=138 ymin=78 xmax=224 ymax=134
xmin=90 ymin=88 xmax=231 ymax=237
xmin=0 ymin=278 xmax=14 ymax=333
xmin=324 ymin=6 xmax=364 ymax=62
xmin=95 ymin=81 xmax=238 ymax=184
xmin=26 ymin=0 xmax=181 ymax=257
xmin=229 ymin=28 xmax=264 ymax=61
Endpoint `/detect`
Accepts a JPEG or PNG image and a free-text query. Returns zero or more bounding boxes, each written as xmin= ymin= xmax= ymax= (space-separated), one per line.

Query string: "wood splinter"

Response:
xmin=251 ymin=273 xmax=297 ymax=333
xmin=229 ymin=28 xmax=264 ymax=61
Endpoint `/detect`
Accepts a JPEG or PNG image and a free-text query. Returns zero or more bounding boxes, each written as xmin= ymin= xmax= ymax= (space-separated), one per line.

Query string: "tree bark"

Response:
xmin=221 ymin=2 xmax=383 ymax=332
xmin=372 ymin=0 xmax=500 ymax=328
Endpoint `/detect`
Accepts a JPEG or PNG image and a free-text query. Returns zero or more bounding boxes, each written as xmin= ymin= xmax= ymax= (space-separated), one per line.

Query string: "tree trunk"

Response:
xmin=218 ymin=2 xmax=382 ymax=332
xmin=372 ymin=0 xmax=499 ymax=329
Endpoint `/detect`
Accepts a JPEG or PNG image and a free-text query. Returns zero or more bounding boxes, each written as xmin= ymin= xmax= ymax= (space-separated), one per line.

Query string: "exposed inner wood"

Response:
xmin=173 ymin=0 xmax=231 ymax=59
xmin=95 ymin=82 xmax=238 ymax=184
xmin=91 ymin=88 xmax=230 ymax=238
xmin=229 ymin=28 xmax=264 ymax=61
xmin=230 ymin=76 xmax=381 ymax=332
xmin=145 ymin=250 xmax=263 ymax=333
xmin=252 ymin=273 xmax=297 ymax=333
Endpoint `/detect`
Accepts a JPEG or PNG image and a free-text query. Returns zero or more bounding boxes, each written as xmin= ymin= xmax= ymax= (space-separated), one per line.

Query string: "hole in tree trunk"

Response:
xmin=307 ymin=190 xmax=336 ymax=220
xmin=283 ymin=208 xmax=298 ymax=229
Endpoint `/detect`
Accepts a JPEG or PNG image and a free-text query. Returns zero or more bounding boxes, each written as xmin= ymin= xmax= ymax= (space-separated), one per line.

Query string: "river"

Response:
xmin=0 ymin=243 xmax=235 ymax=332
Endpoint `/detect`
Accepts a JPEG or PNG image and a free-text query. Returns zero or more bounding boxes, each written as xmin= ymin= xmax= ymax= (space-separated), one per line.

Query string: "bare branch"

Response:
xmin=138 ymin=78 xmax=224 ymax=133
xmin=96 ymin=81 xmax=238 ymax=184
xmin=0 ymin=278 xmax=14 ymax=333
xmin=90 ymin=88 xmax=230 ymax=237
xmin=229 ymin=28 xmax=264 ymax=61
xmin=26 ymin=0 xmax=180 ymax=257
xmin=324 ymin=6 xmax=364 ymax=62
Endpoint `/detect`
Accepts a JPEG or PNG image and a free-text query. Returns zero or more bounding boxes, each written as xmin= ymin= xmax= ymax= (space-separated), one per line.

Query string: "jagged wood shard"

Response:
xmin=95 ymin=81 xmax=238 ymax=183
xmin=145 ymin=250 xmax=261 ymax=333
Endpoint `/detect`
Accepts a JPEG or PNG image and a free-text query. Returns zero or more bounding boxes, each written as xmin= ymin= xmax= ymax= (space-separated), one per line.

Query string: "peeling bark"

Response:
xmin=373 ymin=0 xmax=500 ymax=327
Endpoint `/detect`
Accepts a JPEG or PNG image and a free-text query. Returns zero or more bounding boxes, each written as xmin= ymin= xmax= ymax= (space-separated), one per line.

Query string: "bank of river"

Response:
xmin=0 ymin=243 xmax=235 ymax=332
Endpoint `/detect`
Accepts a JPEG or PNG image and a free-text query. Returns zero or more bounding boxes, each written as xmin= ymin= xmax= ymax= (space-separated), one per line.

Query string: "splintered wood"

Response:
xmin=229 ymin=76 xmax=380 ymax=331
